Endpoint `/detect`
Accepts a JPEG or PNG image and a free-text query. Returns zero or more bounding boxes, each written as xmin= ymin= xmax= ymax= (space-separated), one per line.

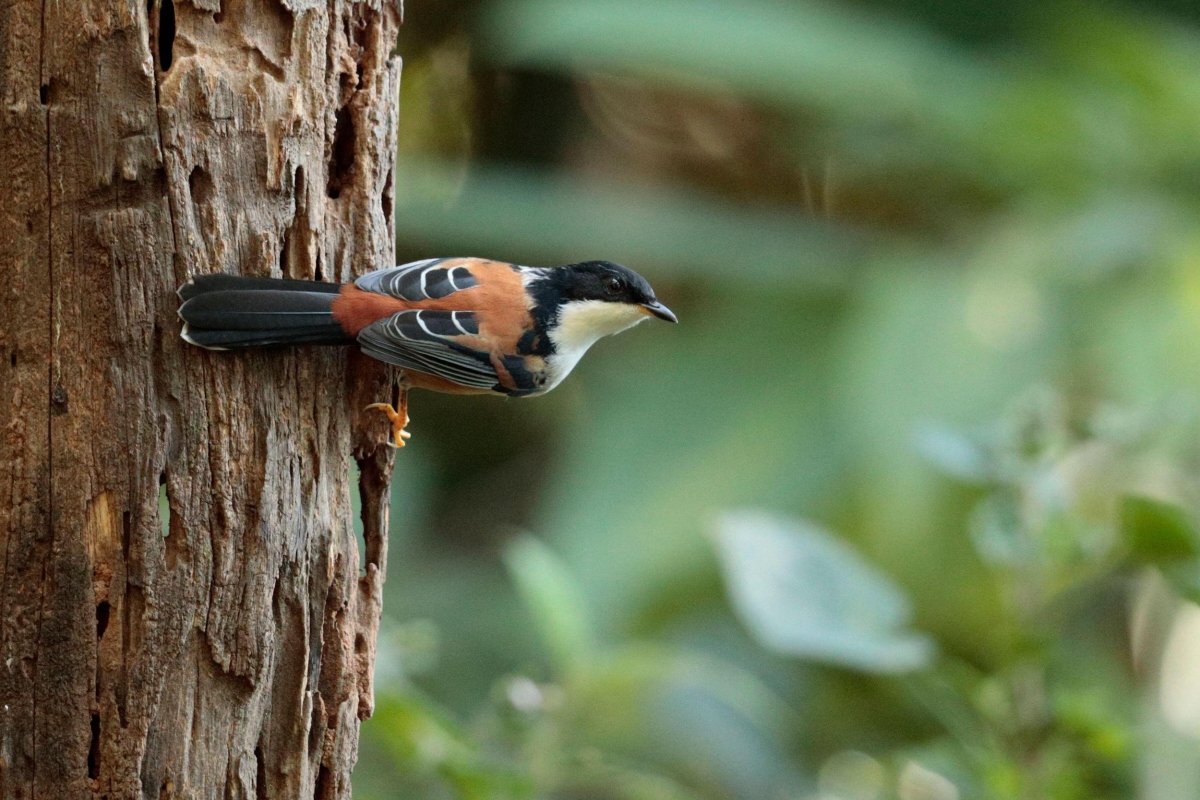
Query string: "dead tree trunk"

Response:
xmin=0 ymin=1 xmax=402 ymax=797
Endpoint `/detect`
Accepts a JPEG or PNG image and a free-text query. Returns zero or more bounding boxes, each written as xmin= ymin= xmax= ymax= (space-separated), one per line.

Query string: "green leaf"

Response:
xmin=714 ymin=510 xmax=935 ymax=673
xmin=1120 ymin=495 xmax=1199 ymax=564
xmin=369 ymin=691 xmax=534 ymax=799
xmin=503 ymin=535 xmax=595 ymax=674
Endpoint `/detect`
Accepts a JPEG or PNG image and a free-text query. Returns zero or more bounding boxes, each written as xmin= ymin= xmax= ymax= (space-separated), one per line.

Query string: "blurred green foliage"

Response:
xmin=353 ymin=0 xmax=1200 ymax=797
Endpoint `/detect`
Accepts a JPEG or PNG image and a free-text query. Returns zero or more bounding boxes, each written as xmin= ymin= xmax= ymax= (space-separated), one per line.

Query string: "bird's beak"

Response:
xmin=640 ymin=300 xmax=678 ymax=323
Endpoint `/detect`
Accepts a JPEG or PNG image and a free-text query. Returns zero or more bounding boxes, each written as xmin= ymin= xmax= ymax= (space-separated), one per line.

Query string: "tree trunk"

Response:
xmin=0 ymin=1 xmax=402 ymax=797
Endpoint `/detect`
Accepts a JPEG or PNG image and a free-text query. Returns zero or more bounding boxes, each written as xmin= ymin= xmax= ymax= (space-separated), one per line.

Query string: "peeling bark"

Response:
xmin=0 ymin=1 xmax=402 ymax=797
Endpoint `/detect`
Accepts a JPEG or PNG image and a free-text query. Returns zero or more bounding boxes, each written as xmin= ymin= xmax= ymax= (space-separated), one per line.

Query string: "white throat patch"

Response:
xmin=545 ymin=300 xmax=648 ymax=391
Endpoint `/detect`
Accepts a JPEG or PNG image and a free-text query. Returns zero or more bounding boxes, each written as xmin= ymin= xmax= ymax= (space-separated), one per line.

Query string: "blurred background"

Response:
xmin=350 ymin=0 xmax=1200 ymax=797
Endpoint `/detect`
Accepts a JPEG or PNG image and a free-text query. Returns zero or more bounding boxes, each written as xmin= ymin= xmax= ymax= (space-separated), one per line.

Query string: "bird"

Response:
xmin=177 ymin=258 xmax=677 ymax=446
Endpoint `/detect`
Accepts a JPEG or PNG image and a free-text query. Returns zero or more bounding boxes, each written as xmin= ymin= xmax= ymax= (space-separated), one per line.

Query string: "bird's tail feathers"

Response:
xmin=177 ymin=274 xmax=352 ymax=350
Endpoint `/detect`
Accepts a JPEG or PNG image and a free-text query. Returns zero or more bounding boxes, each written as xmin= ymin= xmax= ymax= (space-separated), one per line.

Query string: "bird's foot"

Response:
xmin=366 ymin=400 xmax=411 ymax=448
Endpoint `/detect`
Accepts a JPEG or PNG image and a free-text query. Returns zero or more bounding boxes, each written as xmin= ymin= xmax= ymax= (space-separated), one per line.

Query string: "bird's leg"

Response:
xmin=366 ymin=385 xmax=411 ymax=448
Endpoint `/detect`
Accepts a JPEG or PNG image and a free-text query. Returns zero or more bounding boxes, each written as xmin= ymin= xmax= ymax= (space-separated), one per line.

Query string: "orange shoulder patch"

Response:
xmin=331 ymin=284 xmax=409 ymax=337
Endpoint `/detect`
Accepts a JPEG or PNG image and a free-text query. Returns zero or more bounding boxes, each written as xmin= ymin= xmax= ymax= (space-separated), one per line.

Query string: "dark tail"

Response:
xmin=177 ymin=274 xmax=354 ymax=350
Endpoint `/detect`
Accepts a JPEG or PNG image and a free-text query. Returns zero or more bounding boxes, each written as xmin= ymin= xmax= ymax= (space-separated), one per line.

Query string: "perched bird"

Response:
xmin=177 ymin=258 xmax=677 ymax=445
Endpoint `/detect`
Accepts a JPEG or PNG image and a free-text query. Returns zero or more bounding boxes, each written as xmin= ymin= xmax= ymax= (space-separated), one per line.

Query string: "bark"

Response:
xmin=0 ymin=1 xmax=402 ymax=797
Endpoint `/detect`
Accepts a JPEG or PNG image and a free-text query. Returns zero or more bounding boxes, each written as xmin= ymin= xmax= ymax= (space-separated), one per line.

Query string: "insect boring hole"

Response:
xmin=278 ymin=225 xmax=292 ymax=277
xmin=158 ymin=474 xmax=170 ymax=539
xmin=381 ymin=165 xmax=394 ymax=221
xmin=96 ymin=601 xmax=111 ymax=640
xmin=87 ymin=712 xmax=101 ymax=779
xmin=254 ymin=745 xmax=267 ymax=800
xmin=350 ymin=463 xmax=368 ymax=577
xmin=188 ymin=165 xmax=215 ymax=208
xmin=326 ymin=107 xmax=356 ymax=199
xmin=158 ymin=0 xmax=176 ymax=73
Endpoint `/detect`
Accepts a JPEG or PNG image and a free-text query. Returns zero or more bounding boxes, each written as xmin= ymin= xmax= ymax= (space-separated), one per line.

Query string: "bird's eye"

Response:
xmin=607 ymin=277 xmax=622 ymax=293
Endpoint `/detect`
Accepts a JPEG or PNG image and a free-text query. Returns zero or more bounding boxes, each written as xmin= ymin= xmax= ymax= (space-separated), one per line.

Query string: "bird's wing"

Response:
xmin=354 ymin=258 xmax=481 ymax=301
xmin=357 ymin=309 xmax=501 ymax=391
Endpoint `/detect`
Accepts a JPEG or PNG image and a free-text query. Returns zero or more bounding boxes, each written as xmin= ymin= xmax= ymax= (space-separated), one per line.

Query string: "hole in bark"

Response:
xmin=10 ymin=352 xmax=16 ymax=367
xmin=87 ymin=713 xmax=100 ymax=778
xmin=158 ymin=475 xmax=170 ymax=539
xmin=294 ymin=166 xmax=306 ymax=212
xmin=314 ymin=764 xmax=332 ymax=800
xmin=354 ymin=633 xmax=366 ymax=654
xmin=96 ymin=601 xmax=110 ymax=640
xmin=326 ymin=107 xmax=356 ymax=199
xmin=255 ymin=745 xmax=267 ymax=800
xmin=308 ymin=695 xmax=324 ymax=754
xmin=279 ymin=228 xmax=291 ymax=276
xmin=351 ymin=461 xmax=379 ymax=577
xmin=51 ymin=384 xmax=68 ymax=414
xmin=270 ymin=575 xmax=283 ymax=641
xmin=40 ymin=80 xmax=60 ymax=105
xmin=158 ymin=0 xmax=175 ymax=72
xmin=381 ymin=166 xmax=394 ymax=222
xmin=354 ymin=419 xmax=391 ymax=575
xmin=213 ymin=3 xmax=223 ymax=24
xmin=188 ymin=166 xmax=215 ymax=207
xmin=314 ymin=251 xmax=324 ymax=283
xmin=353 ymin=509 xmax=367 ymax=579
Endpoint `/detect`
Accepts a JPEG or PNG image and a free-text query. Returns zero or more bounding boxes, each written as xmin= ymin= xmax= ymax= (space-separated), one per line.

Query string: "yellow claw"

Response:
xmin=366 ymin=394 xmax=411 ymax=448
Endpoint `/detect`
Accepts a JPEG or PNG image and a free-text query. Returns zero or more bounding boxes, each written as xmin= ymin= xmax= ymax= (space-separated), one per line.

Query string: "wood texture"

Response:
xmin=0 ymin=0 xmax=402 ymax=796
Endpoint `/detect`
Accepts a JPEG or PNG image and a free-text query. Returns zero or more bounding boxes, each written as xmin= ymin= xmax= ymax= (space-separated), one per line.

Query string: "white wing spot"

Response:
xmin=415 ymin=312 xmax=436 ymax=338
xmin=452 ymin=311 xmax=472 ymax=336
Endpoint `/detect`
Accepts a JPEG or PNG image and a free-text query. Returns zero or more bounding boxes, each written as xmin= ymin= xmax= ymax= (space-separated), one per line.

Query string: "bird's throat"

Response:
xmin=552 ymin=300 xmax=647 ymax=352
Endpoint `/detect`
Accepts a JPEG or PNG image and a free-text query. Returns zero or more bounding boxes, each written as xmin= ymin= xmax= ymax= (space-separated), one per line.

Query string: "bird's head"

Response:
xmin=541 ymin=260 xmax=677 ymax=347
xmin=557 ymin=261 xmax=675 ymax=320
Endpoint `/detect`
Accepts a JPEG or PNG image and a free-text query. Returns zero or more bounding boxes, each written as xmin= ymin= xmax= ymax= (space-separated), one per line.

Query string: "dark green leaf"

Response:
xmin=1121 ymin=495 xmax=1199 ymax=564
